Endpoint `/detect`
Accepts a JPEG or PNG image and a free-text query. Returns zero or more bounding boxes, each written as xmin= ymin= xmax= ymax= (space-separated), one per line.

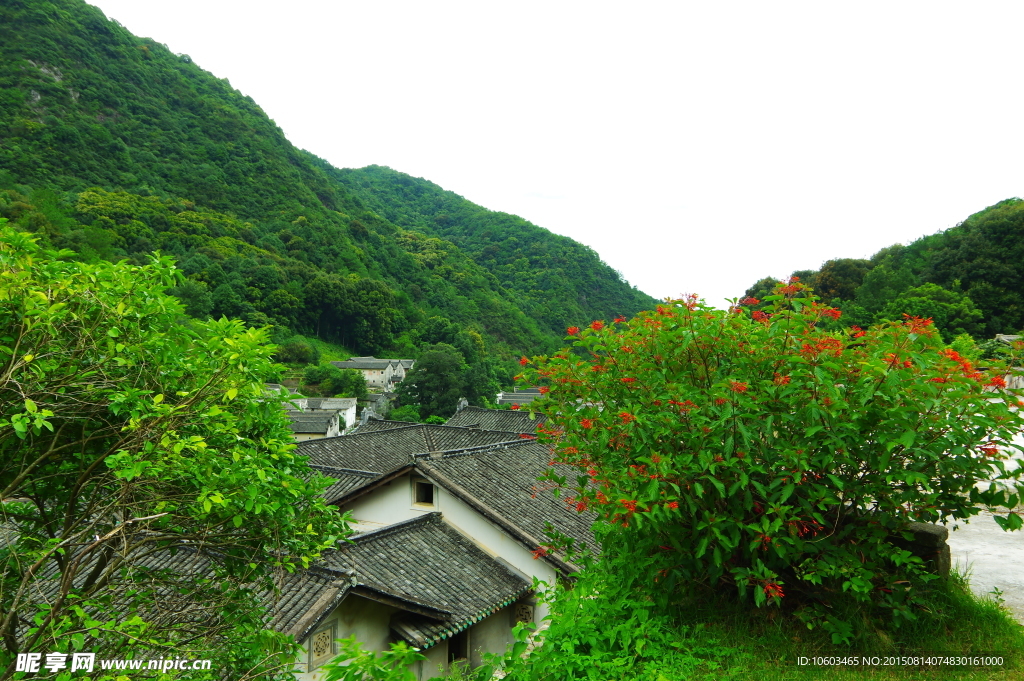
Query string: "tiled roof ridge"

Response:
xmin=414 ymin=464 xmax=578 ymax=575
xmin=350 ymin=512 xmax=441 ymax=544
xmin=308 ymin=464 xmax=379 ymax=478
xmin=411 ymin=438 xmax=534 ymax=460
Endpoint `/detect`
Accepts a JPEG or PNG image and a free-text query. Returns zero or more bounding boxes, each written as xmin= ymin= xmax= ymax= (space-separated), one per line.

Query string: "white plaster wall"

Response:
xmin=469 ymin=606 xmax=515 ymax=667
xmin=343 ymin=473 xmax=429 ymax=527
xmin=292 ymin=594 xmax=399 ymax=681
xmin=413 ymin=644 xmax=448 ymax=681
xmin=341 ymin=474 xmax=560 ymax=619
xmin=293 ymin=433 xmax=325 ymax=442
xmin=430 ymin=486 xmax=558 ymax=620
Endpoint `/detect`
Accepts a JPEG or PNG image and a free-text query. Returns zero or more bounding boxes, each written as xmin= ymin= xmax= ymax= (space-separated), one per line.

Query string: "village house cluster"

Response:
xmin=273 ymin=406 xmax=593 ymax=679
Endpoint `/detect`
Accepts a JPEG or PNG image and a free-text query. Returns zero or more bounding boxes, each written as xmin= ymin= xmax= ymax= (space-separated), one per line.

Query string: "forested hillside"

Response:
xmin=333 ymin=165 xmax=655 ymax=339
xmin=743 ymin=198 xmax=1024 ymax=343
xmin=0 ymin=0 xmax=655 ymax=403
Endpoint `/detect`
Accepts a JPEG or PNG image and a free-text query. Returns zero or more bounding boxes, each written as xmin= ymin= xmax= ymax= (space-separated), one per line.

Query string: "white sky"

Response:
xmin=88 ymin=0 xmax=1024 ymax=308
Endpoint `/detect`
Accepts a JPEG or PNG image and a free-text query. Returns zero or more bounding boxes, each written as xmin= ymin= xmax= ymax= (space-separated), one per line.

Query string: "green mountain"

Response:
xmin=742 ymin=199 xmax=1024 ymax=342
xmin=0 ymin=0 xmax=656 ymax=388
xmin=332 ymin=165 xmax=655 ymax=339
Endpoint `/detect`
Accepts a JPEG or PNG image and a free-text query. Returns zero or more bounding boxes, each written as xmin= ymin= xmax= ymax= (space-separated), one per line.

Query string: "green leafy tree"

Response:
xmin=0 ymin=226 xmax=349 ymax=679
xmin=877 ymin=282 xmax=984 ymax=342
xmin=396 ymin=344 xmax=467 ymax=420
xmin=523 ymin=284 xmax=1023 ymax=641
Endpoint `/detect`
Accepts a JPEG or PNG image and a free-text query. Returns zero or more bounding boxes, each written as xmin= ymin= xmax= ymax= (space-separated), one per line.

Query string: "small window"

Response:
xmin=308 ymin=620 xmax=337 ymax=670
xmin=413 ymin=479 xmax=435 ymax=506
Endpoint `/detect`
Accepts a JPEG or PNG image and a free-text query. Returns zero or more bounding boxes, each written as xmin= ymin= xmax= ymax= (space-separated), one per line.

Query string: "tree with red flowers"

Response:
xmin=523 ymin=281 xmax=1023 ymax=637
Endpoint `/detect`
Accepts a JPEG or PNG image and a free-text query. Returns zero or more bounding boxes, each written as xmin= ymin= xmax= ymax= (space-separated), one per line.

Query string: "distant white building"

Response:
xmin=331 ymin=357 xmax=415 ymax=390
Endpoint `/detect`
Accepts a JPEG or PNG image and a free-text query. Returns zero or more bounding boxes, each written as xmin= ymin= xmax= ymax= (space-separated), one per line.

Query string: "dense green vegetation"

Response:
xmin=0 ymin=0 xmax=656 ymax=419
xmin=744 ymin=198 xmax=1024 ymax=342
xmin=334 ymin=165 xmax=656 ymax=339
xmin=0 ymin=225 xmax=346 ymax=680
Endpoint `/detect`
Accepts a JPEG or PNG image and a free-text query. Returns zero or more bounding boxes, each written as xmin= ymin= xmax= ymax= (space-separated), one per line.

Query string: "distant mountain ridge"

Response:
xmin=0 ymin=0 xmax=656 ymax=378
xmin=742 ymin=198 xmax=1024 ymax=341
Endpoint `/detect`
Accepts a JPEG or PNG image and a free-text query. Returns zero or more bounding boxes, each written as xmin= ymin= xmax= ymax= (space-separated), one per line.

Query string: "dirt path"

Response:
xmin=948 ymin=510 xmax=1024 ymax=623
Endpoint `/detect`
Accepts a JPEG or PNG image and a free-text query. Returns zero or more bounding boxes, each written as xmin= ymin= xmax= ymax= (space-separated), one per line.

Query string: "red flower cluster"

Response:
xmin=591 ymin=320 xmax=605 ymax=331
xmin=519 ymin=356 xmax=529 ymax=366
xmin=729 ymin=380 xmax=748 ymax=393
xmin=510 ymin=404 xmax=520 ymax=410
xmin=619 ymin=411 xmax=636 ymax=424
xmin=822 ymin=307 xmax=842 ymax=320
xmin=800 ymin=337 xmax=844 ymax=359
xmin=669 ymin=399 xmax=697 ymax=412
xmin=531 ymin=547 xmax=549 ymax=559
xmin=666 ymin=501 xmax=679 ymax=509
xmin=987 ymin=375 xmax=1008 ymax=389
xmin=850 ymin=325 xmax=866 ymax=338
xmin=567 ymin=326 xmax=580 ymax=335
xmin=739 ymin=297 xmax=760 ymax=305
xmin=580 ymin=418 xmax=594 ymax=429
xmin=902 ymin=314 xmax=934 ymax=334
xmin=620 ymin=377 xmax=637 ymax=384
xmin=752 ymin=310 xmax=771 ymax=322
xmin=519 ymin=433 xmax=537 ymax=440
xmin=773 ymin=373 xmax=791 ymax=385
xmin=620 ymin=499 xmax=638 ymax=512
xmin=614 ymin=315 xmax=627 ymax=323
xmin=763 ymin=582 xmax=784 ymax=599
xmin=714 ymin=398 xmax=727 ymax=405
xmin=979 ymin=443 xmax=1000 ymax=458
xmin=538 ymin=386 xmax=550 ymax=394
xmin=655 ymin=304 xmax=676 ymax=317
xmin=938 ymin=348 xmax=983 ymax=381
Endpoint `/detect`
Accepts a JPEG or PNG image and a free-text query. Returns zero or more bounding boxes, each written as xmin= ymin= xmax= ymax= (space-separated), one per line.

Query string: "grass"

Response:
xmin=662 ymin=571 xmax=1024 ymax=680
xmin=507 ymin=567 xmax=1024 ymax=681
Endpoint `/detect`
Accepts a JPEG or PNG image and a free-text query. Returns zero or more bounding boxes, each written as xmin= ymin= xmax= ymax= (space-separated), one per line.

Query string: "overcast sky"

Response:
xmin=89 ymin=0 xmax=1024 ymax=308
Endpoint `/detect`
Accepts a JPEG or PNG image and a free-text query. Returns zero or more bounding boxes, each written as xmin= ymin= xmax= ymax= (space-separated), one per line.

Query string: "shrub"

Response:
xmin=524 ymin=281 xmax=1024 ymax=638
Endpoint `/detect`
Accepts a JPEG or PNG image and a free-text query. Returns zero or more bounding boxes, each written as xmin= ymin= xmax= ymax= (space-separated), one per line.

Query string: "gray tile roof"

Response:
xmin=297 ymin=425 xmax=526 ymax=475
xmin=305 ymin=398 xmax=357 ymax=411
xmin=444 ymin=407 xmax=545 ymax=434
xmin=317 ymin=513 xmax=531 ymax=648
xmin=331 ymin=358 xmax=397 ymax=370
xmin=309 ymin=465 xmax=381 ymax=504
xmin=416 ymin=441 xmax=596 ymax=561
xmin=287 ymin=412 xmax=335 ymax=434
xmin=347 ymin=418 xmax=421 ymax=434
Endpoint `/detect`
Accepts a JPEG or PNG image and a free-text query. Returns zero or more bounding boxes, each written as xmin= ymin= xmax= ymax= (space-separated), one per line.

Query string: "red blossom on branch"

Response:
xmin=538 ymin=386 xmax=550 ymax=394
xmin=531 ymin=547 xmax=549 ymax=559
xmin=666 ymin=501 xmax=679 ymax=509
xmin=591 ymin=320 xmax=605 ymax=331
xmin=519 ymin=356 xmax=529 ymax=366
xmin=567 ymin=326 xmax=580 ymax=335
xmin=619 ymin=411 xmax=636 ymax=424
xmin=739 ymin=297 xmax=760 ymax=305
xmin=729 ymin=381 xmax=748 ymax=393
xmin=510 ymin=404 xmax=520 ymax=410
xmin=580 ymin=419 xmax=594 ymax=429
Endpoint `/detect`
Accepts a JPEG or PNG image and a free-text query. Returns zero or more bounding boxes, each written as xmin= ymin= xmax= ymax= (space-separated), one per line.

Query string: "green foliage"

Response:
xmin=388 ymin=404 xmax=421 ymax=423
xmin=524 ymin=283 xmax=1024 ymax=640
xmin=396 ymin=343 xmax=468 ymax=420
xmin=303 ymin=363 xmax=368 ymax=399
xmin=877 ymin=283 xmax=984 ymax=343
xmin=0 ymin=0 xmax=656 ymax=372
xmin=319 ymin=637 xmax=425 ymax=681
xmin=332 ymin=165 xmax=658 ymax=336
xmin=743 ymin=198 xmax=1024 ymax=338
xmin=0 ymin=225 xmax=349 ymax=677
xmin=274 ymin=335 xmax=321 ymax=365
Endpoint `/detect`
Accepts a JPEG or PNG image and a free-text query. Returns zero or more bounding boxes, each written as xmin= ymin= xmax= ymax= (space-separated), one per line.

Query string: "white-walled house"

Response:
xmin=330 ymin=357 xmax=415 ymax=390
xmin=275 ymin=415 xmax=592 ymax=680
